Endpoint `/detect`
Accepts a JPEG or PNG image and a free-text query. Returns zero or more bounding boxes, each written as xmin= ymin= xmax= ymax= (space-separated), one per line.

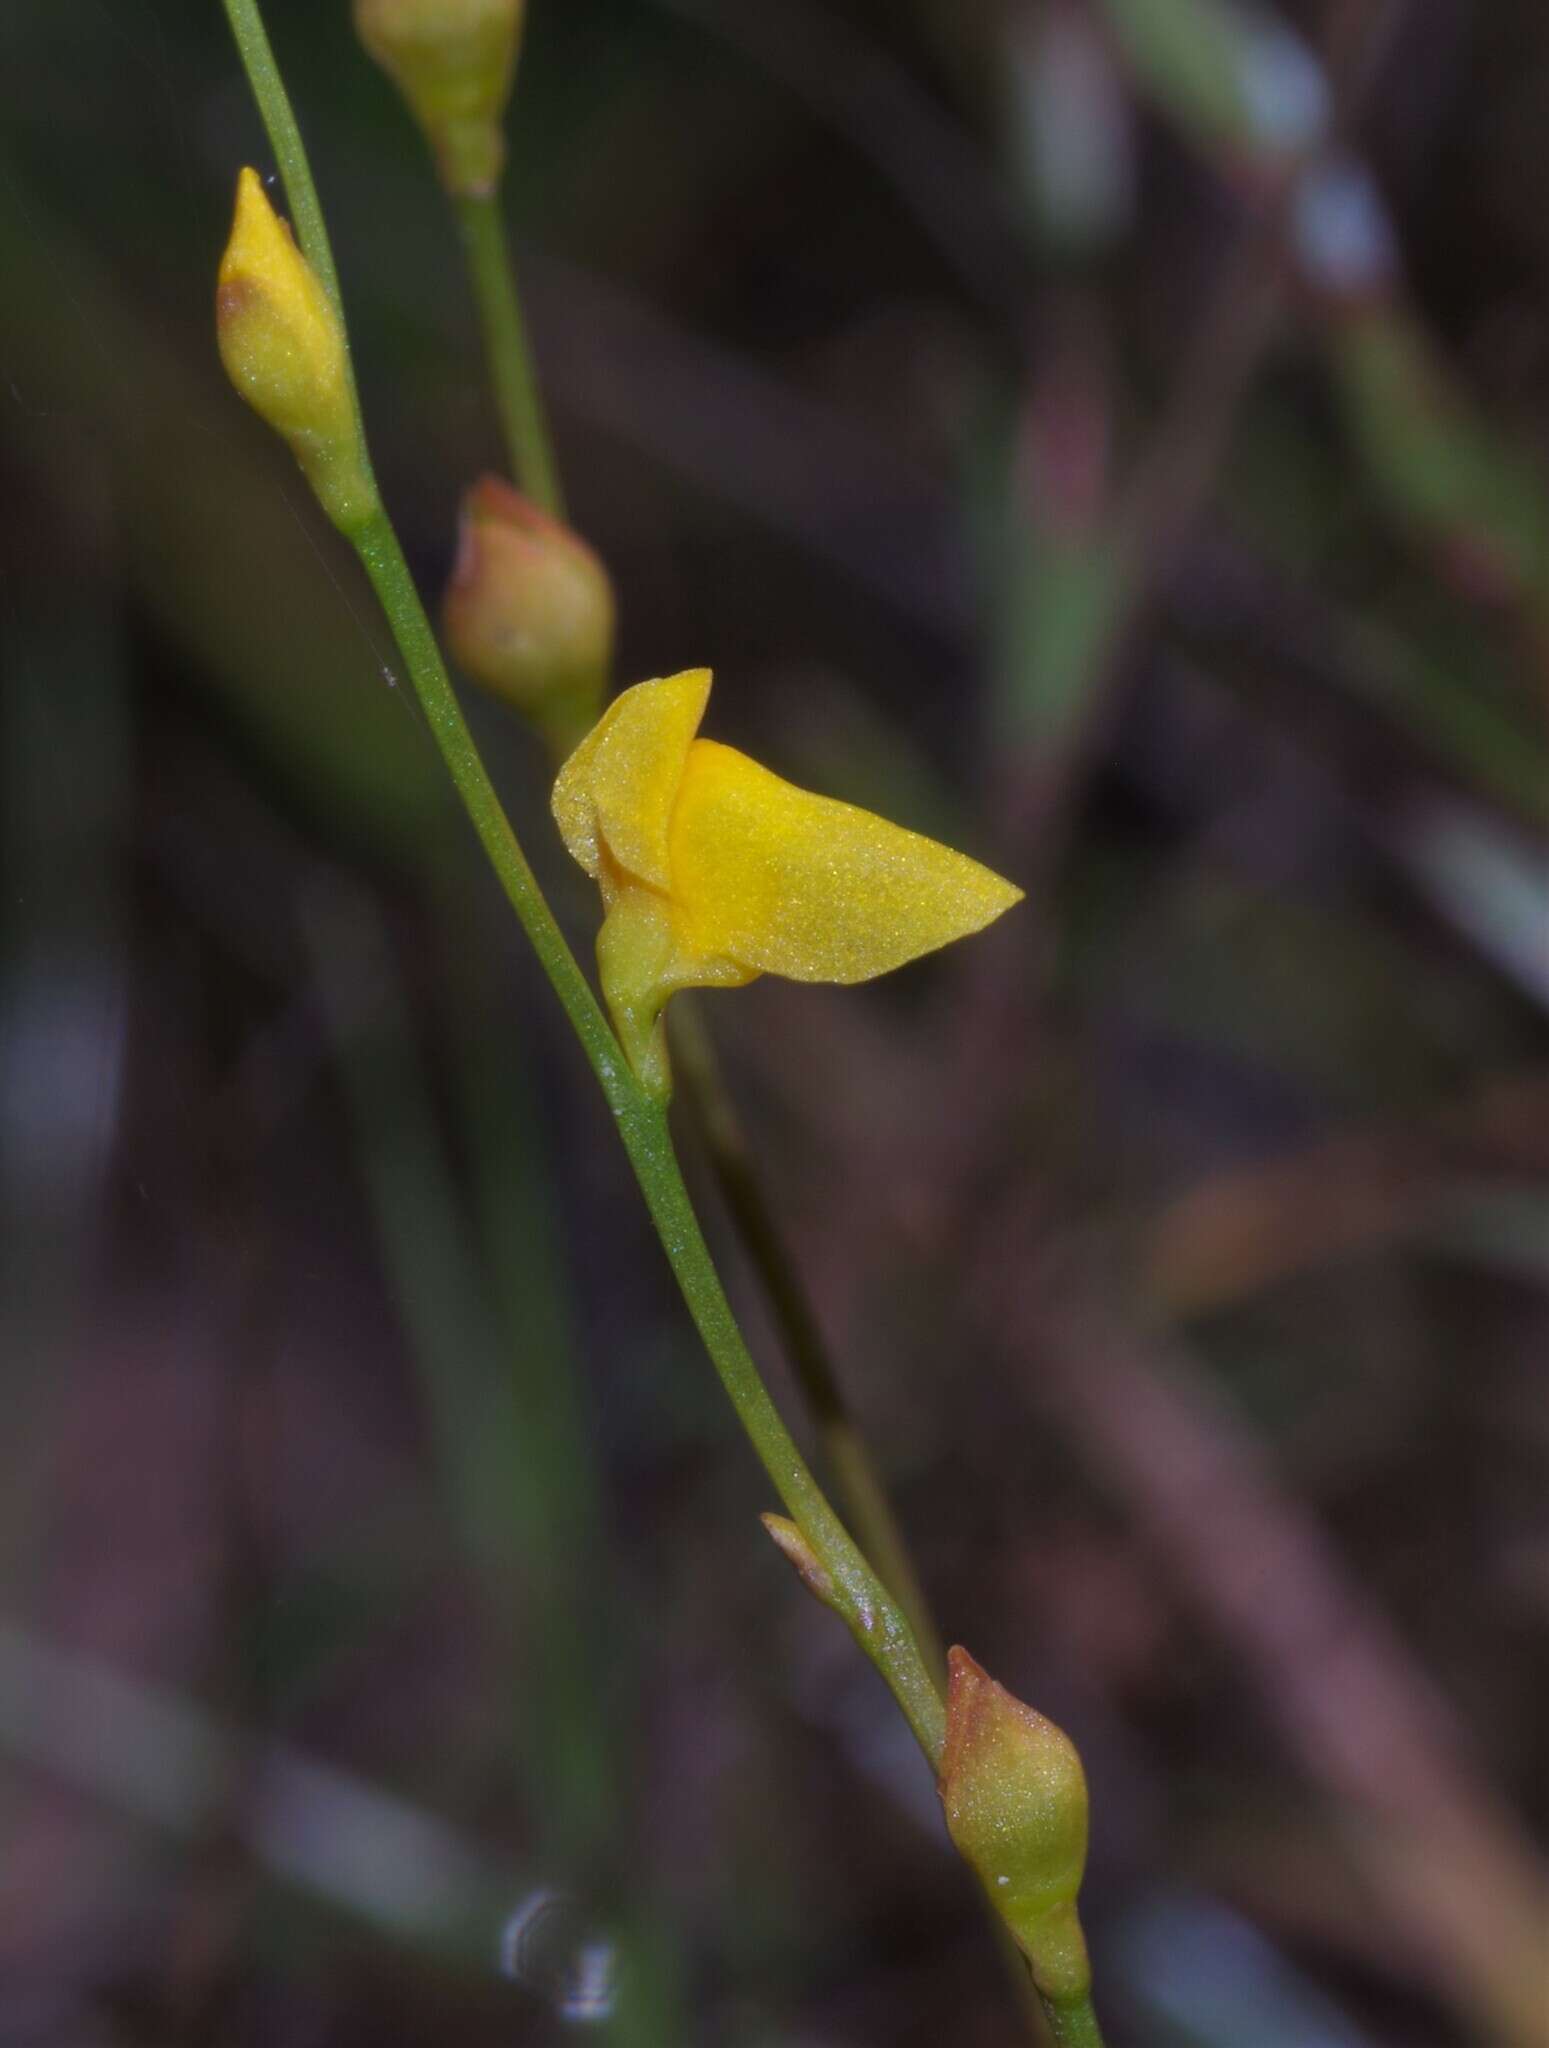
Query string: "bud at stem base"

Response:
xmin=938 ymin=1647 xmax=1092 ymax=2003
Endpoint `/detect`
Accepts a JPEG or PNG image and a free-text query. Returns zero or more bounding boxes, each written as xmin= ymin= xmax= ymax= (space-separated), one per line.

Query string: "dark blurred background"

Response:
xmin=2 ymin=2 xmax=1548 ymax=2043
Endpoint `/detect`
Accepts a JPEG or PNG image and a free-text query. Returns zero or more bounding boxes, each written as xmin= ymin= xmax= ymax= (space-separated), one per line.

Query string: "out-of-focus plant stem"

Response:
xmin=455 ymin=191 xmax=565 ymax=519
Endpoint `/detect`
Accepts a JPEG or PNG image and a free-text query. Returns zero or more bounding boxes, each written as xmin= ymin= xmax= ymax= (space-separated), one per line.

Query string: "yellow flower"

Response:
xmin=553 ymin=668 xmax=1023 ymax=1094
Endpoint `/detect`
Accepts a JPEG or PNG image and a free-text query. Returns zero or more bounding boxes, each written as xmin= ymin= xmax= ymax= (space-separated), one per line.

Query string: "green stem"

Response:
xmin=1043 ymin=1992 xmax=1107 ymax=2048
xmin=670 ymin=1001 xmax=945 ymax=1680
xmin=350 ymin=511 xmax=623 ymax=1091
xmin=449 ymin=146 xmax=945 ymax=1700
xmin=621 ymin=1096 xmax=946 ymax=1762
xmin=455 ymin=191 xmax=565 ymax=518
xmin=217 ymin=11 xmax=1100 ymax=2036
xmin=450 ymin=191 xmax=945 ymax=1679
xmin=346 ymin=509 xmax=945 ymax=1761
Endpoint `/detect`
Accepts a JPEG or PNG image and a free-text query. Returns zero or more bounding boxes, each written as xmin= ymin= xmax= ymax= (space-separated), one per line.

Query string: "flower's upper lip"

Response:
xmin=552 ymin=667 xmax=710 ymax=887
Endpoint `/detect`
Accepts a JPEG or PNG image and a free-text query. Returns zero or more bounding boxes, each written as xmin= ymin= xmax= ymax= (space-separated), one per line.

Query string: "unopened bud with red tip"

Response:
xmin=938 ymin=1648 xmax=1092 ymax=2005
xmin=353 ymin=0 xmax=525 ymax=197
xmin=216 ymin=169 xmax=377 ymax=537
xmin=443 ymin=476 xmax=613 ymax=756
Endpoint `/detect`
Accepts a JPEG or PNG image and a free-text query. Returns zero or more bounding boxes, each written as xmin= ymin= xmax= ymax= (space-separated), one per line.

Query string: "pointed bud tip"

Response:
xmin=948 ymin=1643 xmax=985 ymax=1683
xmin=466 ymin=471 xmax=542 ymax=525
xmin=220 ymin=168 xmax=292 ymax=291
xmin=453 ymin=474 xmax=570 ymax=576
xmin=944 ymin=1643 xmax=1065 ymax=1760
xmin=234 ymin=162 xmax=269 ymax=215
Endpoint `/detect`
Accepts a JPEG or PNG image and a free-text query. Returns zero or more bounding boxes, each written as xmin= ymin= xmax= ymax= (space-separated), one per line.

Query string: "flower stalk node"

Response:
xmin=761 ymin=1513 xmax=839 ymax=1610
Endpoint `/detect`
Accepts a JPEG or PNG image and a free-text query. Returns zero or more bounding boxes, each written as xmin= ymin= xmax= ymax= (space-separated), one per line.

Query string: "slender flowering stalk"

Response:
xmin=214 ymin=4 xmax=1105 ymax=2037
xmin=216 ymin=0 xmax=948 ymax=1770
xmin=347 ymin=512 xmax=951 ymax=1767
xmin=667 ymin=998 xmax=945 ymax=1670
xmin=436 ymin=180 xmax=950 ymax=1679
xmin=390 ymin=0 xmax=951 ymax=1669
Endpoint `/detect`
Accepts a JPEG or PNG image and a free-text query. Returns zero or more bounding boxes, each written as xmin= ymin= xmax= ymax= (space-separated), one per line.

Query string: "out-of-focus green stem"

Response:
xmin=455 ymin=191 xmax=564 ymax=518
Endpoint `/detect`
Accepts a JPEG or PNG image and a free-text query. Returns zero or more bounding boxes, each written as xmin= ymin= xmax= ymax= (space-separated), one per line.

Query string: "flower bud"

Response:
xmin=938 ymin=1647 xmax=1092 ymax=2004
xmin=353 ymin=0 xmax=525 ymax=197
xmin=443 ymin=476 xmax=613 ymax=756
xmin=216 ymin=169 xmax=376 ymax=537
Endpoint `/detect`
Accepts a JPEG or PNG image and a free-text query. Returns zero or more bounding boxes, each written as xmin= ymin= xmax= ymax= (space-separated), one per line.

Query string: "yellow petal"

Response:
xmin=552 ymin=668 xmax=710 ymax=887
xmin=668 ymin=739 xmax=1023 ymax=983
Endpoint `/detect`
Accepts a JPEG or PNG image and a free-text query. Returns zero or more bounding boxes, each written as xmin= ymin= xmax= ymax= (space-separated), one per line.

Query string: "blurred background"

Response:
xmin=2 ymin=1 xmax=1547 ymax=2042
